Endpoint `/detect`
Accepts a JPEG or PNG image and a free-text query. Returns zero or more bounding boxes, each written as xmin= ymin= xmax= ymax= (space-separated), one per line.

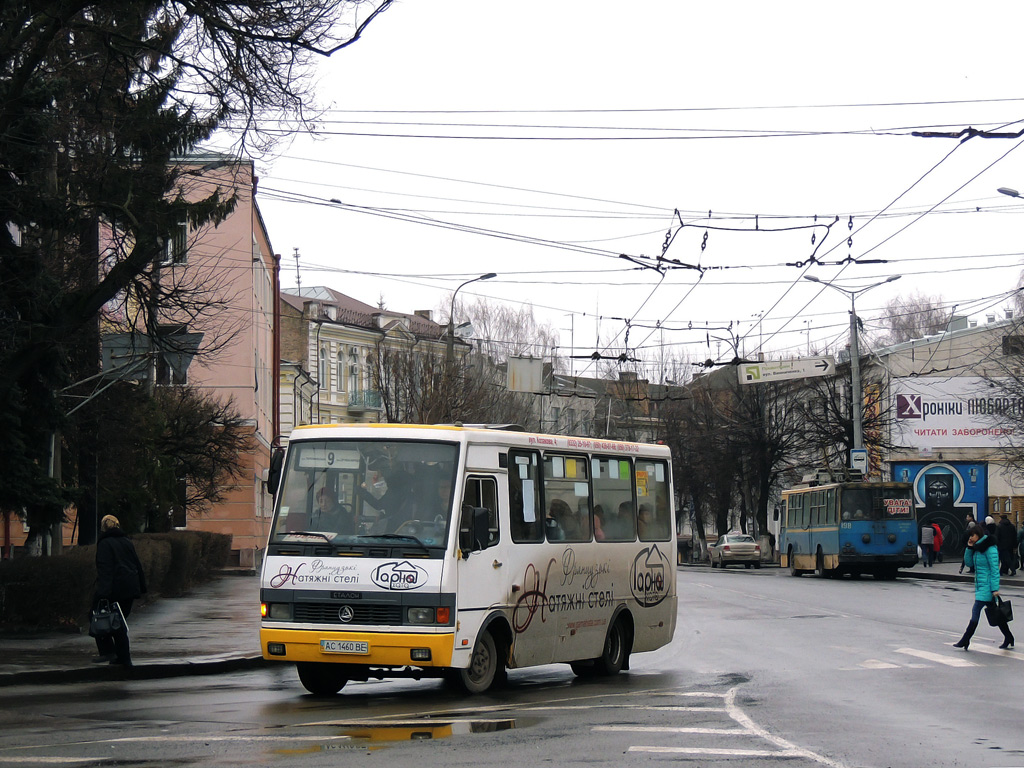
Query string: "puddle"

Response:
xmin=274 ymin=718 xmax=524 ymax=755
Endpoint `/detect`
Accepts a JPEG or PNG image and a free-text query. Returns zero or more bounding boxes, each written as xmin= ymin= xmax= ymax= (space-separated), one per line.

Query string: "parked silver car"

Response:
xmin=709 ymin=533 xmax=761 ymax=569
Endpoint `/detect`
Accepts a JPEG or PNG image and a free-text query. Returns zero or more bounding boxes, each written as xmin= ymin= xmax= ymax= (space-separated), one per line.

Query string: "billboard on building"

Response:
xmin=891 ymin=376 xmax=1020 ymax=449
xmin=892 ymin=461 xmax=987 ymax=555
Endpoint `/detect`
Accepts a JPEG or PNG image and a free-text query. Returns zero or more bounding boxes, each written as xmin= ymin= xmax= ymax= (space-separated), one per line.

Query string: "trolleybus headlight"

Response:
xmin=861 ymin=534 xmax=871 ymax=544
xmin=267 ymin=603 xmax=292 ymax=620
xmin=408 ymin=607 xmax=435 ymax=624
xmin=888 ymin=534 xmax=897 ymax=543
xmin=267 ymin=642 xmax=287 ymax=656
xmin=411 ymin=648 xmax=432 ymax=661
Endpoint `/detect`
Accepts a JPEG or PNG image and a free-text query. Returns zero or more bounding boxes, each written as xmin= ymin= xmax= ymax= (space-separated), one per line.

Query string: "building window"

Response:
xmin=318 ymin=346 xmax=328 ymax=388
xmin=349 ymin=347 xmax=360 ymax=394
xmin=336 ymin=352 xmax=345 ymax=392
xmin=1003 ymin=336 xmax=1024 ymax=356
xmin=155 ymin=353 xmax=187 ymax=386
xmin=161 ymin=217 xmax=188 ymax=265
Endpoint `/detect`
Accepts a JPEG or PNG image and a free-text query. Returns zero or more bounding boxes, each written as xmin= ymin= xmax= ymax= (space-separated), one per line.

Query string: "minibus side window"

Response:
xmin=509 ymin=449 xmax=544 ymax=543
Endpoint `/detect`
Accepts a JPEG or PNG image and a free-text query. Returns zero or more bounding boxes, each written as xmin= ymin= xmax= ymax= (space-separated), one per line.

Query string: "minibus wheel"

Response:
xmin=595 ymin=619 xmax=627 ymax=676
xmin=296 ymin=662 xmax=348 ymax=695
xmin=454 ymin=629 xmax=501 ymax=693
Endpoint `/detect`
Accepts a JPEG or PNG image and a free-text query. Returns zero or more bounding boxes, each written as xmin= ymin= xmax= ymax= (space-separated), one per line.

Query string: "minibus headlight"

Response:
xmin=408 ymin=607 xmax=435 ymax=624
xmin=268 ymin=603 xmax=292 ymax=621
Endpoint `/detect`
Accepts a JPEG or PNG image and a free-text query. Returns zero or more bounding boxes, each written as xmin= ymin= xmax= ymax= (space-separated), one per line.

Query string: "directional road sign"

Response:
xmin=738 ymin=355 xmax=836 ymax=385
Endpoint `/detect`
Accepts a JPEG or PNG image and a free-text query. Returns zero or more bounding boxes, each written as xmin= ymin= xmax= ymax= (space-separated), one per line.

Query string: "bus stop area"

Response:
xmin=0 ymin=571 xmax=265 ymax=687
xmin=2 ymin=562 xmax=1022 ymax=687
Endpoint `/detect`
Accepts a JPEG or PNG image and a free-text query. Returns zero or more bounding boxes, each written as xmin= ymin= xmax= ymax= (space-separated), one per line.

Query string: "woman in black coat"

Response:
xmin=93 ymin=515 xmax=147 ymax=666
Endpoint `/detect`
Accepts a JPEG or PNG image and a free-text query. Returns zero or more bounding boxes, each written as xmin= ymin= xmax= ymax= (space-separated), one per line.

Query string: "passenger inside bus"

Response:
xmin=546 ymin=498 xmax=575 ymax=540
xmin=312 ymin=487 xmax=356 ymax=535
xmin=637 ymin=504 xmax=653 ymax=538
xmin=593 ymin=505 xmax=607 ymax=541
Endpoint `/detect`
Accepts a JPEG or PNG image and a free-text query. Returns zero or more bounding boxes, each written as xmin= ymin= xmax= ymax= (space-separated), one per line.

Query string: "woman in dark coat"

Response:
xmin=953 ymin=523 xmax=1013 ymax=651
xmin=93 ymin=515 xmax=147 ymax=665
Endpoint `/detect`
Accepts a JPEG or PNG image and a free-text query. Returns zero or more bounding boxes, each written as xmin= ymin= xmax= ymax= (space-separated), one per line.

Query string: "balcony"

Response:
xmin=347 ymin=390 xmax=382 ymax=412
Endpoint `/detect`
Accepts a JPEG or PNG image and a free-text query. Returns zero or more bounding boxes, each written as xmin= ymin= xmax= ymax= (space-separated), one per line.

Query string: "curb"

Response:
xmin=0 ymin=654 xmax=267 ymax=688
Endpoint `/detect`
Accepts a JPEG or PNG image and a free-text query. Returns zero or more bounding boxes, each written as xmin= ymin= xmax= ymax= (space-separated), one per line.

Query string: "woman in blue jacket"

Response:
xmin=954 ymin=523 xmax=1013 ymax=650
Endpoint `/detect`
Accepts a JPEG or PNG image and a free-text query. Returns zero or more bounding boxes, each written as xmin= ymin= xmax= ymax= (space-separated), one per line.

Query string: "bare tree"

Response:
xmin=1 ymin=0 xmax=392 ymax=544
xmin=370 ymin=339 xmax=538 ymax=428
xmin=451 ymin=296 xmax=563 ymax=370
xmin=879 ymin=292 xmax=952 ymax=345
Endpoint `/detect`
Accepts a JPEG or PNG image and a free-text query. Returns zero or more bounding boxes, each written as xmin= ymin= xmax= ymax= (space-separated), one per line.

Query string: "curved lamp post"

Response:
xmin=445 ymin=272 xmax=496 ymax=420
xmin=804 ymin=274 xmax=901 ymax=452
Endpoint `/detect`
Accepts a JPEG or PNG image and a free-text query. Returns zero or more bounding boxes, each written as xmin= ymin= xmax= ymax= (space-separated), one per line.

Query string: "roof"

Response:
xmin=281 ymin=286 xmax=443 ymax=338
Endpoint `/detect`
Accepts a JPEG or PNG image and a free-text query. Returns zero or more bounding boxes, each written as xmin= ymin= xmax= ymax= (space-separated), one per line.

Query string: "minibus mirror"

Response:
xmin=267 ymin=447 xmax=285 ymax=496
xmin=459 ymin=506 xmax=490 ymax=558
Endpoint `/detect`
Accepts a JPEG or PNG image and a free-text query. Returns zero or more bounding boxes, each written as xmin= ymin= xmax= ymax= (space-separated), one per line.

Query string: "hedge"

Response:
xmin=0 ymin=530 xmax=232 ymax=630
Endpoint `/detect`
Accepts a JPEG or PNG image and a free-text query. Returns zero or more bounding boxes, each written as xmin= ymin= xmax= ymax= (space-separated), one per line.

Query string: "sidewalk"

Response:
xmin=0 ymin=571 xmax=266 ymax=687
xmin=901 ymin=557 xmax=1024 ymax=587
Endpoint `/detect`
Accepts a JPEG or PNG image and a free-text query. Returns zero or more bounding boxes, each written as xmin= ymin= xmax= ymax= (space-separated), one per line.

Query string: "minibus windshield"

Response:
xmin=271 ymin=439 xmax=459 ymax=547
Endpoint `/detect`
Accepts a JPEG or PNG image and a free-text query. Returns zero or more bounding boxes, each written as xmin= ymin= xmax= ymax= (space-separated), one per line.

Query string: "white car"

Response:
xmin=709 ymin=533 xmax=761 ymax=569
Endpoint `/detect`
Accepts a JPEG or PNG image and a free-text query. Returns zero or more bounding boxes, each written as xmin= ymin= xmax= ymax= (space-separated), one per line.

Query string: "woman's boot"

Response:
xmin=954 ymin=621 xmax=977 ymax=650
xmin=999 ymin=622 xmax=1014 ymax=649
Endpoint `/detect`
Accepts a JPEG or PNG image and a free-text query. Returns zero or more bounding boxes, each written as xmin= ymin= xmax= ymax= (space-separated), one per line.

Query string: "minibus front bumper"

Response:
xmin=261 ymin=626 xmax=456 ymax=667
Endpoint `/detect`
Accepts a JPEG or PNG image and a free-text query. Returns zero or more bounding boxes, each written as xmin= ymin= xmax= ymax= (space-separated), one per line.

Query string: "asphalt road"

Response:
xmin=0 ymin=568 xmax=1020 ymax=768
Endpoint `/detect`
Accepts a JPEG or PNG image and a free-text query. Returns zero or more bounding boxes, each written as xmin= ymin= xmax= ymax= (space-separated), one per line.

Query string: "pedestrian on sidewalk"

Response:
xmin=1018 ymin=521 xmax=1024 ymax=576
xmin=931 ymin=523 xmax=944 ymax=563
xmin=93 ymin=515 xmax=147 ymax=666
xmin=920 ymin=523 xmax=935 ymax=567
xmin=997 ymin=514 xmax=1017 ymax=576
xmin=953 ymin=523 xmax=1014 ymax=651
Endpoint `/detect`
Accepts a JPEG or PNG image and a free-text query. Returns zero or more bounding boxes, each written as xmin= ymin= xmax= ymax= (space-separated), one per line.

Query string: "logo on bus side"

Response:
xmin=630 ymin=545 xmax=670 ymax=607
xmin=371 ymin=560 xmax=428 ymax=591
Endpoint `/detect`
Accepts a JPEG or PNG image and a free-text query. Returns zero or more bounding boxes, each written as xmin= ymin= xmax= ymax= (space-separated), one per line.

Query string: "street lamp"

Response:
xmin=803 ymin=274 xmax=902 ymax=454
xmin=997 ymin=187 xmax=1021 ymax=199
xmin=445 ymin=272 xmax=496 ymax=419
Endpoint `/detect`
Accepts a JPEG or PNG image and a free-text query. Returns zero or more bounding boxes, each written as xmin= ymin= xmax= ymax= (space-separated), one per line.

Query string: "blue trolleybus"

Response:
xmin=780 ymin=476 xmax=917 ymax=579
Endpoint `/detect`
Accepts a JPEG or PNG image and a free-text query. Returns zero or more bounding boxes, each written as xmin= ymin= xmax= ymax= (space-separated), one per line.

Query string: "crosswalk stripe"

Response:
xmin=629 ymin=746 xmax=804 ymax=757
xmin=895 ymin=648 xmax=978 ymax=667
xmin=956 ymin=644 xmax=1024 ymax=660
xmin=595 ymin=726 xmax=748 ymax=735
xmin=859 ymin=659 xmax=900 ymax=669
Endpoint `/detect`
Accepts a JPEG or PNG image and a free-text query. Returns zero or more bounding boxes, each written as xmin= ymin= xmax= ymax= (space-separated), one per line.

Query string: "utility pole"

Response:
xmin=445 ymin=273 xmax=495 ymax=422
xmin=804 ymin=275 xmax=902 ymax=452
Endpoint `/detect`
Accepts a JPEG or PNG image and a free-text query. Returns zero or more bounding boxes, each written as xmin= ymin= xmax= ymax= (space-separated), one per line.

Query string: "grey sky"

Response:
xmin=253 ymin=0 xmax=1024 ymax=378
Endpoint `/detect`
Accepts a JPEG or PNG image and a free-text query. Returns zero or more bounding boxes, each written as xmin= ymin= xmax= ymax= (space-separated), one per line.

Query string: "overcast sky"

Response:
xmin=251 ymin=0 xmax=1024 ymax=380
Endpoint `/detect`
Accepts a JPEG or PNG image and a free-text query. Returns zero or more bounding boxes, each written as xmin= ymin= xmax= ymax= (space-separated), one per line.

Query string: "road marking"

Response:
xmin=596 ymin=726 xmax=748 ymax=735
xmin=520 ymin=704 xmax=727 ymax=713
xmin=895 ymin=648 xmax=978 ymax=667
xmin=630 ymin=746 xmax=805 ymax=757
xmin=724 ymin=687 xmax=849 ymax=768
xmin=858 ymin=659 xmax=900 ymax=669
xmin=955 ymin=644 xmax=1024 ymax=660
xmin=0 ymin=760 xmax=105 ymax=765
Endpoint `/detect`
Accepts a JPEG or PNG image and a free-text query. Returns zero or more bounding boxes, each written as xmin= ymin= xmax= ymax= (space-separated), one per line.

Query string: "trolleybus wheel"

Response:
xmin=816 ymin=549 xmax=828 ymax=578
xmin=296 ymin=662 xmax=348 ymax=695
xmin=788 ymin=548 xmax=803 ymax=577
xmin=454 ymin=629 xmax=501 ymax=694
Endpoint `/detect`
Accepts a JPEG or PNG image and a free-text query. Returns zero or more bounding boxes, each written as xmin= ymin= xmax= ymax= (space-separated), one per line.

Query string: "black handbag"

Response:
xmin=88 ymin=599 xmax=125 ymax=637
xmin=985 ymin=597 xmax=1013 ymax=626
